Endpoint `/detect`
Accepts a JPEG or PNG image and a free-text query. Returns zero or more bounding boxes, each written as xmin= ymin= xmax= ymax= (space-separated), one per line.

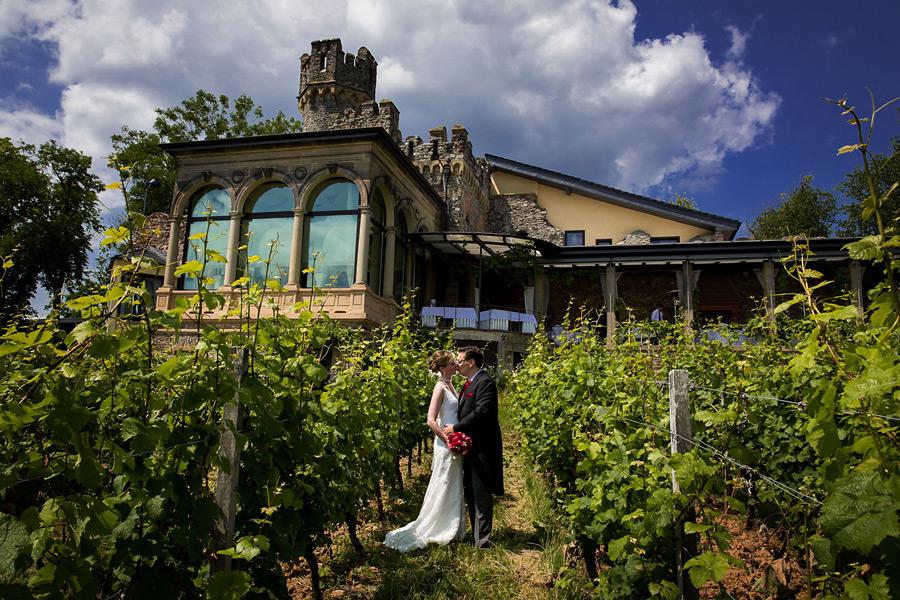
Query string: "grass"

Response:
xmin=284 ymin=392 xmax=592 ymax=599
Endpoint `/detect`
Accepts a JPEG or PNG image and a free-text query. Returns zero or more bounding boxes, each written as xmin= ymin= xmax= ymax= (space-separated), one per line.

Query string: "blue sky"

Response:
xmin=1 ymin=0 xmax=897 ymax=231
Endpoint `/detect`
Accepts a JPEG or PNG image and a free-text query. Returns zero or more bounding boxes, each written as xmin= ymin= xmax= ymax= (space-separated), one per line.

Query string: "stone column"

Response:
xmin=383 ymin=226 xmax=396 ymax=298
xmin=163 ymin=215 xmax=184 ymax=288
xmin=288 ymin=208 xmax=306 ymax=286
xmin=224 ymin=211 xmax=242 ymax=286
xmin=354 ymin=206 xmax=372 ymax=286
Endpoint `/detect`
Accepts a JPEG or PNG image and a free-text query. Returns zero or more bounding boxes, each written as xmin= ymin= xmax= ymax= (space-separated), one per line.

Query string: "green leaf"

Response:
xmin=76 ymin=450 xmax=104 ymax=489
xmin=608 ymin=535 xmax=630 ymax=561
xmin=684 ymin=521 xmax=711 ymax=534
xmin=810 ymin=304 xmax=859 ymax=322
xmin=844 ymin=236 xmax=884 ymax=261
xmin=684 ymin=552 xmax=733 ymax=588
xmin=207 ymin=570 xmax=251 ymax=600
xmin=175 ymin=260 xmax=204 ymax=276
xmin=0 ymin=514 xmax=29 ymax=575
xmin=846 ymin=574 xmax=891 ymax=600
xmin=101 ymin=226 xmax=130 ymax=246
xmin=648 ymin=580 xmax=680 ymax=600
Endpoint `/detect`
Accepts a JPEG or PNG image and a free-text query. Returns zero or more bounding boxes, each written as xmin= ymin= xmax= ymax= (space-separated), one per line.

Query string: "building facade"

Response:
xmin=146 ymin=38 xmax=867 ymax=363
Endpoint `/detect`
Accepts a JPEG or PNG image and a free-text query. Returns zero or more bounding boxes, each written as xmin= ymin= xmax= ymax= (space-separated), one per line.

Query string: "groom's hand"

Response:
xmin=442 ymin=424 xmax=454 ymax=436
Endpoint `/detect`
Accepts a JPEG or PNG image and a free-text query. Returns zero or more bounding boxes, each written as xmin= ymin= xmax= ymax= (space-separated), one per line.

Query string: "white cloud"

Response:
xmin=725 ymin=25 xmax=749 ymax=61
xmin=0 ymin=99 xmax=62 ymax=146
xmin=0 ymin=0 xmax=780 ymax=204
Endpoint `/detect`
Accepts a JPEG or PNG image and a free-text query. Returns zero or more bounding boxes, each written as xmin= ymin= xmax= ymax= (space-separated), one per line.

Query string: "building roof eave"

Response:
xmin=160 ymin=127 xmax=445 ymax=209
xmin=485 ymin=153 xmax=741 ymax=238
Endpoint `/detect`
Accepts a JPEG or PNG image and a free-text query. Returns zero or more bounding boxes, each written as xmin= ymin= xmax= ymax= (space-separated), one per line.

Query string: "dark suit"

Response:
xmin=453 ymin=370 xmax=503 ymax=547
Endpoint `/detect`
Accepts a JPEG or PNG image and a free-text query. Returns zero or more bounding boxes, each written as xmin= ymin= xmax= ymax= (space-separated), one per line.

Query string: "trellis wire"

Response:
xmin=693 ymin=383 xmax=900 ymax=423
xmin=617 ymin=416 xmax=823 ymax=506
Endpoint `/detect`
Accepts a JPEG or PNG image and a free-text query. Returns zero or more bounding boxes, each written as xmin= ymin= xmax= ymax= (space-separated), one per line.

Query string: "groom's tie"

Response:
xmin=461 ymin=380 xmax=470 ymax=397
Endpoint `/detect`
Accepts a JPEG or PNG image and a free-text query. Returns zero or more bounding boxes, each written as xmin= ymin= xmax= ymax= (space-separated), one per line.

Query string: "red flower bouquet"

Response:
xmin=447 ymin=432 xmax=472 ymax=456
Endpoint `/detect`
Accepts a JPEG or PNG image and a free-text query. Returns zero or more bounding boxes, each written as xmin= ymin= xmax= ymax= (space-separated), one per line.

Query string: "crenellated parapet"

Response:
xmin=403 ymin=125 xmax=492 ymax=231
xmin=298 ymin=39 xmax=401 ymax=141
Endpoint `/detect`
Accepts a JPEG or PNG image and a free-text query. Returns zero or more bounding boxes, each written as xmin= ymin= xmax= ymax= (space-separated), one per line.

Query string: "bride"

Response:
xmin=384 ymin=350 xmax=466 ymax=551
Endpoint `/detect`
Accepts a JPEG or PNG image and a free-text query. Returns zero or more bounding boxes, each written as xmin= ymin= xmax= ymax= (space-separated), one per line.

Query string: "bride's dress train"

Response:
xmin=384 ymin=385 xmax=466 ymax=552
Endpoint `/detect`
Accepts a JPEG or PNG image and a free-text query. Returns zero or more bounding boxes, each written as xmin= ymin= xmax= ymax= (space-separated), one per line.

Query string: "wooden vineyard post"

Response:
xmin=211 ymin=347 xmax=250 ymax=574
xmin=669 ymin=369 xmax=698 ymax=600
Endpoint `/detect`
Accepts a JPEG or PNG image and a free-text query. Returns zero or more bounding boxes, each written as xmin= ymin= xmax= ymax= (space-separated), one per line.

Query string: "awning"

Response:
xmin=405 ymin=231 xmax=548 ymax=258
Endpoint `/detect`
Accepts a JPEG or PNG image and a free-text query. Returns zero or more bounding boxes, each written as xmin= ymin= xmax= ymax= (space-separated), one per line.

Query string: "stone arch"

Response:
xmin=234 ymin=169 xmax=298 ymax=213
xmin=171 ymin=174 xmax=234 ymax=216
xmin=298 ymin=166 xmax=368 ymax=212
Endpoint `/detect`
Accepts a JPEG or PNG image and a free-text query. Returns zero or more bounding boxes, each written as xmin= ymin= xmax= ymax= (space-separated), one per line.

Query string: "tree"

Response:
xmin=749 ymin=175 xmax=839 ymax=240
xmin=0 ymin=138 xmax=47 ymax=319
xmin=666 ymin=192 xmax=698 ymax=210
xmin=836 ymin=135 xmax=900 ymax=237
xmin=0 ymin=138 xmax=104 ymax=320
xmin=110 ymin=90 xmax=303 ymax=214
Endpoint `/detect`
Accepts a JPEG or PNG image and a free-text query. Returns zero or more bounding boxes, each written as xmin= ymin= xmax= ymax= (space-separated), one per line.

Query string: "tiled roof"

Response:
xmin=485 ymin=154 xmax=741 ymax=238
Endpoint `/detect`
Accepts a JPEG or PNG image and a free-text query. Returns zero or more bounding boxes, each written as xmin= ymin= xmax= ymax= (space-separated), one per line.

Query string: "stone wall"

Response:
xmin=487 ymin=193 xmax=564 ymax=245
xmin=134 ymin=212 xmax=177 ymax=263
xmin=298 ymin=39 xmax=402 ymax=142
xmin=403 ymin=126 xmax=492 ymax=231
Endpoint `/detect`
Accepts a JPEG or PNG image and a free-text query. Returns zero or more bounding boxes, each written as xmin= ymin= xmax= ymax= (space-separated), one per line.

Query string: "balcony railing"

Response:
xmin=419 ymin=306 xmax=537 ymax=333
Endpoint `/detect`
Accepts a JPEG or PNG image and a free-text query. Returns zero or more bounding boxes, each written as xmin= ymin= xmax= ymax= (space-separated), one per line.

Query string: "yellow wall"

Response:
xmin=491 ymin=172 xmax=713 ymax=243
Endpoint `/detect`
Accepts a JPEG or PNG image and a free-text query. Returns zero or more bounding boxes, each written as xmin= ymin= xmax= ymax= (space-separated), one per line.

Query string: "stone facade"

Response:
xmin=487 ymin=193 xmax=564 ymax=245
xmin=296 ymin=39 xmax=560 ymax=238
xmin=298 ymin=39 xmax=401 ymax=142
xmin=403 ymin=126 xmax=493 ymax=231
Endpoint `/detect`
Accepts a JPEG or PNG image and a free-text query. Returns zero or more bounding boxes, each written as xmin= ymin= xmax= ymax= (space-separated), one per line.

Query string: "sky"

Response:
xmin=1 ymin=0 xmax=898 ymax=233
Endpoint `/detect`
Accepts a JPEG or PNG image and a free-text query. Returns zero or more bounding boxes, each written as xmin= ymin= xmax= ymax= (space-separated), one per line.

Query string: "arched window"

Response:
xmin=240 ymin=183 xmax=293 ymax=287
xmin=302 ymin=179 xmax=359 ymax=288
xmin=393 ymin=211 xmax=408 ymax=301
xmin=183 ymin=186 xmax=229 ymax=290
xmin=366 ymin=188 xmax=386 ymax=295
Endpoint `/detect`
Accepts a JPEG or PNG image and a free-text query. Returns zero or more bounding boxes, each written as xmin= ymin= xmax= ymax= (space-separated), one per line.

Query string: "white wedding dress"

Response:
xmin=384 ymin=382 xmax=466 ymax=551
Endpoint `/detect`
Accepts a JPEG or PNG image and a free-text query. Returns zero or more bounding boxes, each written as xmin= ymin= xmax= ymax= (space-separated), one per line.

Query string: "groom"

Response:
xmin=443 ymin=346 xmax=504 ymax=548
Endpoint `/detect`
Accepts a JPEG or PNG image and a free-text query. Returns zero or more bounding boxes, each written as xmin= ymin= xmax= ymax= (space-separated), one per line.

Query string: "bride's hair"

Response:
xmin=427 ymin=350 xmax=454 ymax=373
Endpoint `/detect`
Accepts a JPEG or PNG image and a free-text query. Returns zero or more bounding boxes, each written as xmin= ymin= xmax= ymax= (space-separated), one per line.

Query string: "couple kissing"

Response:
xmin=384 ymin=346 xmax=504 ymax=551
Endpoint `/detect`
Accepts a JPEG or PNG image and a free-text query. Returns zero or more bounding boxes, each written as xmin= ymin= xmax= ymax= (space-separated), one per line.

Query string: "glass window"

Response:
xmin=565 ymin=230 xmax=585 ymax=246
xmin=650 ymin=236 xmax=680 ymax=244
xmin=367 ymin=188 xmax=386 ymax=295
xmin=393 ymin=211 xmax=408 ymax=301
xmin=303 ymin=180 xmax=360 ymax=288
xmin=240 ymin=183 xmax=293 ymax=287
xmin=184 ymin=187 xmax=230 ymax=290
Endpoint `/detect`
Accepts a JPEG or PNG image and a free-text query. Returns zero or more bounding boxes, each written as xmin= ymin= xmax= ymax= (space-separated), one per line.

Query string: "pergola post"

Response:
xmin=605 ymin=263 xmax=617 ymax=345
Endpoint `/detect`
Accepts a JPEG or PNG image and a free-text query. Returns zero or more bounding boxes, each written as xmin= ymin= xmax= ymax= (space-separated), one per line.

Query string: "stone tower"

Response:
xmin=298 ymin=39 xmax=400 ymax=141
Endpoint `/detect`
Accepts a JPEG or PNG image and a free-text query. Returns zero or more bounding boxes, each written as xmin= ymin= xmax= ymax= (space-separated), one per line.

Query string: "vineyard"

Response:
xmin=0 ymin=257 xmax=452 ymax=599
xmin=1 ymin=95 xmax=898 ymax=599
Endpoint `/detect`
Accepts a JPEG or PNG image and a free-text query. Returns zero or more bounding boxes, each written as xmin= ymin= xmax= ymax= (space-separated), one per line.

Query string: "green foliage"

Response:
xmin=0 ymin=138 xmax=103 ymax=320
xmin=666 ymin=192 xmax=698 ymax=210
xmin=749 ymin=175 xmax=839 ymax=239
xmin=509 ymin=94 xmax=900 ymax=599
xmin=109 ymin=90 xmax=303 ymax=214
xmin=0 ymin=217 xmax=444 ymax=597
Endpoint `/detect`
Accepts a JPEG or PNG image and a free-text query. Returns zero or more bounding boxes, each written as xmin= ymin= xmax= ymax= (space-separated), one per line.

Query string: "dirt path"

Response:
xmin=284 ymin=413 xmax=576 ymax=599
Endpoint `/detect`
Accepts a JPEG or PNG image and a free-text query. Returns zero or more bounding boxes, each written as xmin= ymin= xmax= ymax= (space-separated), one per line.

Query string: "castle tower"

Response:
xmin=298 ymin=39 xmax=379 ymax=133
